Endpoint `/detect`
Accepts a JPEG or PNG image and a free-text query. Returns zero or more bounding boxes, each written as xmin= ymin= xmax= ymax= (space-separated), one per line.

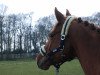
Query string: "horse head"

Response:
xmin=36 ymin=8 xmax=76 ymax=70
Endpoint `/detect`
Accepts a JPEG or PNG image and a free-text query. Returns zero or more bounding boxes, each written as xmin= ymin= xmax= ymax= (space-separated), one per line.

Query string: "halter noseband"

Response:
xmin=39 ymin=16 xmax=76 ymax=69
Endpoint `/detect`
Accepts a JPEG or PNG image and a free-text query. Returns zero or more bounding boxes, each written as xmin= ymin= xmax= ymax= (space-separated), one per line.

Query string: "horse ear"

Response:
xmin=55 ymin=7 xmax=65 ymax=22
xmin=66 ymin=9 xmax=71 ymax=16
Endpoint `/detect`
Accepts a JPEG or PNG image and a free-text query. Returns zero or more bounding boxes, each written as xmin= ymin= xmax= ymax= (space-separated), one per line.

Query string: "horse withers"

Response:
xmin=36 ymin=8 xmax=100 ymax=75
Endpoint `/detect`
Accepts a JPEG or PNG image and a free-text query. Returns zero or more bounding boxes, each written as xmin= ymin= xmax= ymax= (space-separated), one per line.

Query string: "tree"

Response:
xmin=0 ymin=4 xmax=7 ymax=60
xmin=0 ymin=16 xmax=3 ymax=59
xmin=11 ymin=14 xmax=17 ymax=52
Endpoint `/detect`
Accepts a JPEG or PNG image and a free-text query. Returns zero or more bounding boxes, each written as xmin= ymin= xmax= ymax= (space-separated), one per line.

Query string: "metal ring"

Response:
xmin=61 ymin=35 xmax=65 ymax=40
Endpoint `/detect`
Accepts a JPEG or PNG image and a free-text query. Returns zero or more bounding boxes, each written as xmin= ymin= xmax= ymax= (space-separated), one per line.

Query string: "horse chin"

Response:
xmin=37 ymin=57 xmax=51 ymax=70
xmin=37 ymin=63 xmax=50 ymax=70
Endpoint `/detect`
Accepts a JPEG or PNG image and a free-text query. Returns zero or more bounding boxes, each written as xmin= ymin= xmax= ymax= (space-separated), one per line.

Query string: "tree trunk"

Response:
xmin=0 ymin=16 xmax=3 ymax=60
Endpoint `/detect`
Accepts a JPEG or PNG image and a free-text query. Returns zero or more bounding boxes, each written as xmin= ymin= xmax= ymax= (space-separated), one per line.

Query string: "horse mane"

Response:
xmin=77 ymin=17 xmax=100 ymax=34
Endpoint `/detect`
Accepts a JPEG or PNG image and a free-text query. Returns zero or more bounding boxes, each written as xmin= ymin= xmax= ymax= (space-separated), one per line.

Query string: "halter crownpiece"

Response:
xmin=61 ymin=16 xmax=76 ymax=37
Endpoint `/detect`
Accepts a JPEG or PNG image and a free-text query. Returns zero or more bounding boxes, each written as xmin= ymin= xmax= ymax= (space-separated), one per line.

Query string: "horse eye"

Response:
xmin=49 ymin=33 xmax=54 ymax=37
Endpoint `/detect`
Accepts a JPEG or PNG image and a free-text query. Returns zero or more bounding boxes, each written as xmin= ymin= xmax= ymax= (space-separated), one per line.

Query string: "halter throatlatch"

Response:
xmin=39 ymin=16 xmax=76 ymax=75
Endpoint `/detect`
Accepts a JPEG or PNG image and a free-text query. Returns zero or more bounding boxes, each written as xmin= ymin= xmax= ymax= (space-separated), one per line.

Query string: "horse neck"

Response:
xmin=69 ymin=21 xmax=100 ymax=75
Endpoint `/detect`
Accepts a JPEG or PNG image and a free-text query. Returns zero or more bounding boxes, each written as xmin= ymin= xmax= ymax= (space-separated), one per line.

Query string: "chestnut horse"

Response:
xmin=36 ymin=8 xmax=100 ymax=75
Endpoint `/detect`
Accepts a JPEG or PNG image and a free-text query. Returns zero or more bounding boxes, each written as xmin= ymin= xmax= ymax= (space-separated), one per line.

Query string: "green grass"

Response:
xmin=0 ymin=59 xmax=84 ymax=75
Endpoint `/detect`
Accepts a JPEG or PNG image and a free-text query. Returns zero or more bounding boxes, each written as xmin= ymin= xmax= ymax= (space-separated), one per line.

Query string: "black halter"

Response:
xmin=40 ymin=16 xmax=76 ymax=71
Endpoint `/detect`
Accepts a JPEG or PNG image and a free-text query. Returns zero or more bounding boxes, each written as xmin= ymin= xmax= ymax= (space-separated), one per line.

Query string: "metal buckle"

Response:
xmin=55 ymin=67 xmax=59 ymax=75
xmin=54 ymin=64 xmax=60 ymax=75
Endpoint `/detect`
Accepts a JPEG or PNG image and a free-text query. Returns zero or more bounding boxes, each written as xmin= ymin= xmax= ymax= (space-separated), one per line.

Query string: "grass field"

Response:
xmin=0 ymin=59 xmax=84 ymax=75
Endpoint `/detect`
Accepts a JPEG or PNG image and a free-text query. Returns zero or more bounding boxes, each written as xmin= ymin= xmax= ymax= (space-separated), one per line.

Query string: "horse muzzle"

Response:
xmin=37 ymin=45 xmax=51 ymax=70
xmin=37 ymin=55 xmax=51 ymax=70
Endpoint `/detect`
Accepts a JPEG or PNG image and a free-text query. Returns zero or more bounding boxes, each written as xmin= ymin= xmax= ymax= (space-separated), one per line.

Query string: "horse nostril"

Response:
xmin=37 ymin=59 xmax=43 ymax=68
xmin=37 ymin=61 xmax=41 ymax=68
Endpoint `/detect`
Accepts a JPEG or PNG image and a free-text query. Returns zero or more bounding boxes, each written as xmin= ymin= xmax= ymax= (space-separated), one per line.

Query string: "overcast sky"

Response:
xmin=1 ymin=0 xmax=100 ymax=22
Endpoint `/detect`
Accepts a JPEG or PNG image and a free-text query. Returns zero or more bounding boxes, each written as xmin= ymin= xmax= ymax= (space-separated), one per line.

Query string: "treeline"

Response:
xmin=0 ymin=13 xmax=34 ymax=60
xmin=0 ymin=4 xmax=100 ymax=60
xmin=0 ymin=6 xmax=55 ymax=60
xmin=0 ymin=13 xmax=54 ymax=59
